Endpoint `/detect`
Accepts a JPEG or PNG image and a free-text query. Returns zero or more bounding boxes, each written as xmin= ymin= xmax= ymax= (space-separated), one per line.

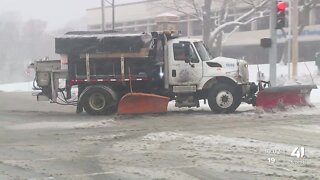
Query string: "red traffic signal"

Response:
xmin=276 ymin=1 xmax=286 ymax=29
xmin=277 ymin=1 xmax=286 ymax=11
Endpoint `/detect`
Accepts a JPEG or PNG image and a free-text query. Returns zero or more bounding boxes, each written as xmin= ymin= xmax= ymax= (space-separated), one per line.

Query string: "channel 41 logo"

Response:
xmin=291 ymin=147 xmax=305 ymax=158
xmin=289 ymin=146 xmax=307 ymax=166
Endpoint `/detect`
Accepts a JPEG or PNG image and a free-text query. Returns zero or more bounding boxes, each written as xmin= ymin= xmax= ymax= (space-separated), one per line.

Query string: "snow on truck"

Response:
xmin=30 ymin=31 xmax=315 ymax=115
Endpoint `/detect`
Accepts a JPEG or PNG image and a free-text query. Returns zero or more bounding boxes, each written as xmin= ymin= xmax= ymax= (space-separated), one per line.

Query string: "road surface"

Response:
xmin=0 ymin=92 xmax=319 ymax=179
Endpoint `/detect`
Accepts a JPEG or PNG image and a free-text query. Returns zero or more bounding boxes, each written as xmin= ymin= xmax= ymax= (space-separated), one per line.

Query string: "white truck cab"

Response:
xmin=166 ymin=37 xmax=256 ymax=113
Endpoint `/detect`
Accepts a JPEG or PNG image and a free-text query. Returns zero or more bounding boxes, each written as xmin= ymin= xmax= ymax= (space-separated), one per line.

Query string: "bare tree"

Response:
xmin=209 ymin=0 xmax=268 ymax=55
xmin=153 ymin=0 xmax=320 ymax=60
xmin=152 ymin=0 xmax=269 ymax=55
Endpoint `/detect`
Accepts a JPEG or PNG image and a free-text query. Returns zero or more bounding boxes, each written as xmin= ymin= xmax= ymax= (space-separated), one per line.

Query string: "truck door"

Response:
xmin=168 ymin=42 xmax=203 ymax=86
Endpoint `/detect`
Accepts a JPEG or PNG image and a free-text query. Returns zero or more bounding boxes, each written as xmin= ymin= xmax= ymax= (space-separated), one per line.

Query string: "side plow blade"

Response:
xmin=256 ymin=85 xmax=317 ymax=109
xmin=118 ymin=93 xmax=170 ymax=114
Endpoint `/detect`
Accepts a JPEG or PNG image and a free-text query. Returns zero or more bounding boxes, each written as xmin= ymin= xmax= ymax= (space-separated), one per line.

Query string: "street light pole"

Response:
xmin=101 ymin=0 xmax=105 ymax=32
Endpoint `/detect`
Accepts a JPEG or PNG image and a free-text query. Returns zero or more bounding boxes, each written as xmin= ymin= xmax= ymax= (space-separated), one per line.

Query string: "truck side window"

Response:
xmin=173 ymin=43 xmax=199 ymax=63
xmin=173 ymin=43 xmax=187 ymax=61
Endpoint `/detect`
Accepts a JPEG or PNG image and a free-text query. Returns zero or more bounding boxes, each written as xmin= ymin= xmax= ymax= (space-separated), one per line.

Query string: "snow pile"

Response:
xmin=248 ymin=61 xmax=319 ymax=85
xmin=0 ymin=81 xmax=33 ymax=92
xmin=80 ymin=133 xmax=126 ymax=141
xmin=310 ymin=87 xmax=320 ymax=103
xmin=6 ymin=119 xmax=116 ymax=130
xmin=142 ymin=132 xmax=183 ymax=142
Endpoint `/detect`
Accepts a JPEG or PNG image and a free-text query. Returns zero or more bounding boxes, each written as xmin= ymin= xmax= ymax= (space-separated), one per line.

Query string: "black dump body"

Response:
xmin=55 ymin=31 xmax=166 ymax=93
xmin=55 ymin=31 xmax=154 ymax=54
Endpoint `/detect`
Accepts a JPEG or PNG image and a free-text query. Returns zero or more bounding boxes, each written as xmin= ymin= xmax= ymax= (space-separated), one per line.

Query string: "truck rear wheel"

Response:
xmin=208 ymin=83 xmax=241 ymax=113
xmin=82 ymin=87 xmax=117 ymax=115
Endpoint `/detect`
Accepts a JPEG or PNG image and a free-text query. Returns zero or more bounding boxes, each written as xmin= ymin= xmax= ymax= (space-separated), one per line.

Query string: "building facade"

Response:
xmin=86 ymin=0 xmax=320 ymax=64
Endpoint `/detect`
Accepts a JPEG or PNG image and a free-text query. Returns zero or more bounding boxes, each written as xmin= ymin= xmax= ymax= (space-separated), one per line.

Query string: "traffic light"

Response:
xmin=276 ymin=1 xmax=286 ymax=29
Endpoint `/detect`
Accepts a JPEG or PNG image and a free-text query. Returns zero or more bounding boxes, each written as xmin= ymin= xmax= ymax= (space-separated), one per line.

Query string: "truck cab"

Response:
xmin=166 ymin=37 xmax=255 ymax=113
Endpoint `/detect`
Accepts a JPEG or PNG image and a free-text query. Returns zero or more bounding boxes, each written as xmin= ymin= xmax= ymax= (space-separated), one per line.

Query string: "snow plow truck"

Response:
xmin=30 ymin=31 xmax=315 ymax=115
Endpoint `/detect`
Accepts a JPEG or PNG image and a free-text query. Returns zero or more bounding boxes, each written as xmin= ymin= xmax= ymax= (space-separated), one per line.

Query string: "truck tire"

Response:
xmin=208 ymin=83 xmax=241 ymax=113
xmin=82 ymin=87 xmax=117 ymax=115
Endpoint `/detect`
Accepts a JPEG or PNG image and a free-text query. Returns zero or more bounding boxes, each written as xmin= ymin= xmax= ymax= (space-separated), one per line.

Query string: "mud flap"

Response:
xmin=118 ymin=93 xmax=170 ymax=114
xmin=256 ymin=85 xmax=317 ymax=109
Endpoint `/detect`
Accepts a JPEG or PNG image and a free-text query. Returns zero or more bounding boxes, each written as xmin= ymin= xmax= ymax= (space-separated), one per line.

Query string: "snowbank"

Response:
xmin=249 ymin=61 xmax=319 ymax=85
xmin=0 ymin=81 xmax=33 ymax=92
xmin=6 ymin=119 xmax=116 ymax=130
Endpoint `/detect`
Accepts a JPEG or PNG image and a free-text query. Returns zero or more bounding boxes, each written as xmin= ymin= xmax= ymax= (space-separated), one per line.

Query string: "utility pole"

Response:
xmin=112 ymin=0 xmax=115 ymax=30
xmin=101 ymin=0 xmax=105 ymax=31
xmin=269 ymin=0 xmax=278 ymax=86
xmin=291 ymin=0 xmax=299 ymax=79
xmin=101 ymin=0 xmax=115 ymax=31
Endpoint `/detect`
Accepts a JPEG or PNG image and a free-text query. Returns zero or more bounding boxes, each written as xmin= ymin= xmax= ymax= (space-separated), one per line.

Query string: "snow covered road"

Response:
xmin=0 ymin=91 xmax=320 ymax=179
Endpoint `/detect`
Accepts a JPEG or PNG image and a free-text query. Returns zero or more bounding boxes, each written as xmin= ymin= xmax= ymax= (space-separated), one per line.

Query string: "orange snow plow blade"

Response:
xmin=118 ymin=93 xmax=170 ymax=114
xmin=256 ymin=84 xmax=317 ymax=109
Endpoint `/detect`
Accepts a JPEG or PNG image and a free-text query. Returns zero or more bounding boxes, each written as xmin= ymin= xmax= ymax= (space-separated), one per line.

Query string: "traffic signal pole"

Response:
xmin=269 ymin=0 xmax=278 ymax=86
xmin=287 ymin=0 xmax=292 ymax=80
xmin=291 ymin=0 xmax=298 ymax=79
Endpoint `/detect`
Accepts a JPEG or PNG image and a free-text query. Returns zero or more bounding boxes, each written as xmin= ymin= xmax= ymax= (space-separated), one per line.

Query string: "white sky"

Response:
xmin=0 ymin=0 xmax=137 ymax=30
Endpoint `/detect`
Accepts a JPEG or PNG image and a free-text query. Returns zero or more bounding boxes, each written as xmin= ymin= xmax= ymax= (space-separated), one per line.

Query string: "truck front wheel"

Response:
xmin=208 ymin=83 xmax=241 ymax=113
xmin=82 ymin=88 xmax=117 ymax=115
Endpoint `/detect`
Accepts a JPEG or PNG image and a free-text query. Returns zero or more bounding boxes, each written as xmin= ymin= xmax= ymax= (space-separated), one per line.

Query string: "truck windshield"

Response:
xmin=194 ymin=42 xmax=213 ymax=61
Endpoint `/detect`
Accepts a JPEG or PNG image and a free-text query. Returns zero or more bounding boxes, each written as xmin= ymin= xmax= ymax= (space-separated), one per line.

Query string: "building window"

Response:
xmin=257 ymin=15 xmax=269 ymax=30
xmin=192 ymin=20 xmax=202 ymax=36
xmin=136 ymin=26 xmax=147 ymax=32
xmin=136 ymin=20 xmax=148 ymax=25
xmin=299 ymin=9 xmax=310 ymax=26
xmin=88 ymin=25 xmax=101 ymax=30
xmin=178 ymin=22 xmax=188 ymax=36
xmin=123 ymin=28 xmax=134 ymax=33
xmin=125 ymin=21 xmax=135 ymax=26
xmin=150 ymin=25 xmax=157 ymax=32
xmin=223 ymin=16 xmax=235 ymax=33
xmin=315 ymin=6 xmax=320 ymax=24
xmin=115 ymin=23 xmax=123 ymax=28
xmin=239 ymin=23 xmax=251 ymax=32
xmin=106 ymin=24 xmax=112 ymax=29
